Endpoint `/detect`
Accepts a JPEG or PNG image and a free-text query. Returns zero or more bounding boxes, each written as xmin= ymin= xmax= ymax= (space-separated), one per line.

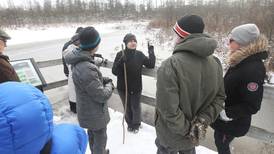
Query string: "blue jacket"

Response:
xmin=0 ymin=82 xmax=87 ymax=154
xmin=51 ymin=124 xmax=87 ymax=154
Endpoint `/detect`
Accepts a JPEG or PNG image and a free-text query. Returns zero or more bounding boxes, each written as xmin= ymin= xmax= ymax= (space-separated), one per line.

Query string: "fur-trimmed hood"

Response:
xmin=228 ymin=34 xmax=269 ymax=67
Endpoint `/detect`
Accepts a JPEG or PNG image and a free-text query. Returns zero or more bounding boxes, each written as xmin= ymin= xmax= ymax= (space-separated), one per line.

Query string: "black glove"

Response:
xmin=189 ymin=117 xmax=208 ymax=146
xmin=103 ymin=77 xmax=113 ymax=85
xmin=105 ymin=80 xmax=115 ymax=90
xmin=103 ymin=59 xmax=108 ymax=65
xmin=148 ymin=42 xmax=154 ymax=55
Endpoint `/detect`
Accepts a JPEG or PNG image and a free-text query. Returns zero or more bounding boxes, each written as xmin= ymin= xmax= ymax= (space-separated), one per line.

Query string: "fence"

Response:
xmin=37 ymin=58 xmax=274 ymax=144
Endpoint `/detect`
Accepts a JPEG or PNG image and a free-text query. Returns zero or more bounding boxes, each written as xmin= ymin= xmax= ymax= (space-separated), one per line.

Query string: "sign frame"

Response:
xmin=10 ymin=58 xmax=47 ymax=88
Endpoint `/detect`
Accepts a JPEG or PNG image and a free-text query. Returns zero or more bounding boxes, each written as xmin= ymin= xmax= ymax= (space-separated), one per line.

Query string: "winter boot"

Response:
xmin=132 ymin=128 xmax=139 ymax=134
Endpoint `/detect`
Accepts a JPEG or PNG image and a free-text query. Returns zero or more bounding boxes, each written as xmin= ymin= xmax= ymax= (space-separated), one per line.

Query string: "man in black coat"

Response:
xmin=112 ymin=33 xmax=155 ymax=133
xmin=211 ymin=24 xmax=269 ymax=154
xmin=62 ymin=27 xmax=83 ymax=113
xmin=62 ymin=27 xmax=83 ymax=77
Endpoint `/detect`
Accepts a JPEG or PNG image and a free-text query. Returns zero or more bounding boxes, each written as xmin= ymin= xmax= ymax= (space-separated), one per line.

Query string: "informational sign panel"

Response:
xmin=10 ymin=58 xmax=46 ymax=87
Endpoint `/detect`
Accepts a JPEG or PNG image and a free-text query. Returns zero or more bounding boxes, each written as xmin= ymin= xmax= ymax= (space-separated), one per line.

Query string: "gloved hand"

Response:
xmin=219 ymin=110 xmax=233 ymax=121
xmin=107 ymin=82 xmax=115 ymax=90
xmin=103 ymin=77 xmax=113 ymax=85
xmin=189 ymin=117 xmax=208 ymax=146
xmin=148 ymin=43 xmax=154 ymax=55
xmin=103 ymin=59 xmax=108 ymax=65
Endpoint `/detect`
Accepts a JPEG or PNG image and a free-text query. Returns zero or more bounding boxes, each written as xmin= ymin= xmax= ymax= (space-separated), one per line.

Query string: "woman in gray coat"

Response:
xmin=64 ymin=27 xmax=114 ymax=154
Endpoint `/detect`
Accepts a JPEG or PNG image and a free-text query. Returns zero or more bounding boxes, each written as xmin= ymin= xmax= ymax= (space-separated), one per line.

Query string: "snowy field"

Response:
xmin=53 ymin=106 xmax=217 ymax=154
xmin=4 ymin=20 xmax=273 ymax=153
xmin=6 ymin=20 xmax=173 ymax=65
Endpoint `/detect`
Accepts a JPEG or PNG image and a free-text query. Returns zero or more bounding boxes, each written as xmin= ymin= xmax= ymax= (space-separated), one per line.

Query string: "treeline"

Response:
xmin=0 ymin=0 xmax=153 ymax=27
xmin=0 ymin=0 xmax=273 ymax=40
xmin=152 ymin=0 xmax=274 ymax=41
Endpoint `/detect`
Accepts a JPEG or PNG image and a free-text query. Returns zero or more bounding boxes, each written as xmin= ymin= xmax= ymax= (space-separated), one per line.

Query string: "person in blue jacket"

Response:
xmin=0 ymin=82 xmax=88 ymax=154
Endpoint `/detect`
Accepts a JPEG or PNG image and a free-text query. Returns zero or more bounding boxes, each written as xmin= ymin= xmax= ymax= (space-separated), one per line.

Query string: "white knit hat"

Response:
xmin=231 ymin=23 xmax=260 ymax=46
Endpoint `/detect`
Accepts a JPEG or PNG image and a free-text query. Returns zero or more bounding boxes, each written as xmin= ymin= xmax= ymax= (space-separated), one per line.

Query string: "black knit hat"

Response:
xmin=75 ymin=27 xmax=84 ymax=33
xmin=123 ymin=33 xmax=137 ymax=45
xmin=79 ymin=26 xmax=101 ymax=50
xmin=173 ymin=15 xmax=205 ymax=38
xmin=71 ymin=34 xmax=80 ymax=44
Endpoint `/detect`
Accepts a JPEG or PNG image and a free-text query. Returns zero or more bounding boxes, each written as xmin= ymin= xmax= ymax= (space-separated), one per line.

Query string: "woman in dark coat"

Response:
xmin=211 ymin=24 xmax=269 ymax=154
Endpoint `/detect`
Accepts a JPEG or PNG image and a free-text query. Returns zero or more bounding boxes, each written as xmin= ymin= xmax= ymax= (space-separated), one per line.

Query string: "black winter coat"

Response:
xmin=62 ymin=41 xmax=72 ymax=77
xmin=112 ymin=48 xmax=155 ymax=93
xmin=211 ymin=35 xmax=268 ymax=137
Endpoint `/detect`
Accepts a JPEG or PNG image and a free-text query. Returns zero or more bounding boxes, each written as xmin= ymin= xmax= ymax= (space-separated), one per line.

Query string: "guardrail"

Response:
xmin=38 ymin=59 xmax=274 ymax=144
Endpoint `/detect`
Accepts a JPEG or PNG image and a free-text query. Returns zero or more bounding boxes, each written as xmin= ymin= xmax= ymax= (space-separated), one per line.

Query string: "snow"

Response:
xmin=53 ymin=105 xmax=217 ymax=154
xmin=7 ymin=22 xmax=117 ymax=45
xmin=6 ymin=21 xmax=172 ymax=63
xmin=5 ymin=21 xmax=217 ymax=154
xmin=105 ymin=109 xmax=217 ymax=154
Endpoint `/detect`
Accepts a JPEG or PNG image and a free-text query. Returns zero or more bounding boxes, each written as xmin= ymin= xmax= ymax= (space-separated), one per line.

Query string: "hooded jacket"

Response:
xmin=211 ymin=35 xmax=268 ymax=137
xmin=0 ymin=82 xmax=88 ymax=154
xmin=64 ymin=48 xmax=113 ymax=129
xmin=0 ymin=54 xmax=20 ymax=83
xmin=155 ymin=34 xmax=225 ymax=150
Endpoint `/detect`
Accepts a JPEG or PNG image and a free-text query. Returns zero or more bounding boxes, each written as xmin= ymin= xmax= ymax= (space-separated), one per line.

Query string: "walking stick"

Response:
xmin=121 ymin=44 xmax=128 ymax=144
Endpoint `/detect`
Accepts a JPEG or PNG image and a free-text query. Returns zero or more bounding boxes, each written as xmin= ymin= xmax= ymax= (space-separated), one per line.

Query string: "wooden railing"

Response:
xmin=37 ymin=59 xmax=274 ymax=144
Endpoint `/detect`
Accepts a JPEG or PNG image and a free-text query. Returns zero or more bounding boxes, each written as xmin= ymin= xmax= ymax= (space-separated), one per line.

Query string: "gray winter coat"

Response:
xmin=63 ymin=48 xmax=113 ymax=130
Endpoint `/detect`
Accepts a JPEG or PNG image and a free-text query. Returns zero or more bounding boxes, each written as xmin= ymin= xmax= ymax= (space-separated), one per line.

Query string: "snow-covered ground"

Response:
xmin=6 ymin=20 xmax=172 ymax=64
xmin=7 ymin=22 xmax=116 ymax=45
xmin=53 ymin=104 xmax=217 ymax=154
